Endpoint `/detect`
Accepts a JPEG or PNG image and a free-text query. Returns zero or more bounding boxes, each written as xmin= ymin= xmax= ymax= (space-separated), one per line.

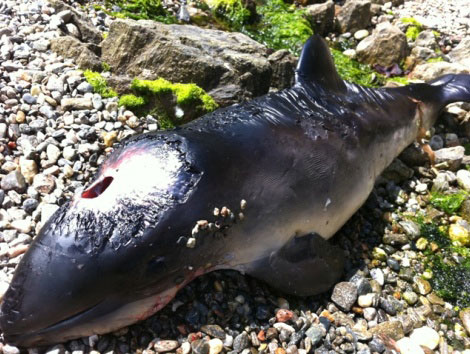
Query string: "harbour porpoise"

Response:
xmin=1 ymin=35 xmax=470 ymax=347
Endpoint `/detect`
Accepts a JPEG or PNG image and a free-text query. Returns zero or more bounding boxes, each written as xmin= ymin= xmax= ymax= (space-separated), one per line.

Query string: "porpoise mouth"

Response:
xmin=1 ymin=286 xmax=179 ymax=348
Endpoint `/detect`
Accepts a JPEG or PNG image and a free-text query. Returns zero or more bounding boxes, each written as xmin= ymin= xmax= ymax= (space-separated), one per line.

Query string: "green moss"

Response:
xmin=119 ymin=94 xmax=146 ymax=108
xmin=330 ymin=49 xmax=384 ymax=87
xmin=401 ymin=17 xmax=423 ymax=28
xmin=102 ymin=32 xmax=108 ymax=40
xmin=206 ymin=0 xmax=251 ymax=28
xmin=101 ymin=62 xmax=111 ymax=72
xmin=245 ymin=0 xmax=312 ymax=56
xmin=430 ymin=192 xmax=467 ymax=214
xmin=103 ymin=0 xmax=175 ymax=23
xmin=406 ymin=26 xmax=420 ymax=41
xmin=432 ymin=30 xmax=441 ymax=38
xmin=426 ymin=57 xmax=444 ymax=63
xmin=419 ymin=222 xmax=451 ymax=248
xmin=131 ymin=78 xmax=218 ymax=112
xmin=387 ymin=76 xmax=410 ymax=85
xmin=83 ymin=70 xmax=117 ymax=98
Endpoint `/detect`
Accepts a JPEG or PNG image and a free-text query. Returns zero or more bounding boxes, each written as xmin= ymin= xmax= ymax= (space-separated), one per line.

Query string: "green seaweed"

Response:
xmin=131 ymin=78 xmax=218 ymax=112
xmin=430 ymin=192 xmax=467 ymax=214
xmin=101 ymin=62 xmax=111 ymax=72
xmin=83 ymin=70 xmax=117 ymax=98
xmin=206 ymin=0 xmax=252 ymax=28
xmin=244 ymin=0 xmax=312 ymax=56
xmin=102 ymin=0 xmax=176 ymax=23
xmin=119 ymin=94 xmax=146 ymax=108
xmin=401 ymin=17 xmax=423 ymax=41
xmin=330 ymin=49 xmax=384 ymax=87
xmin=426 ymin=57 xmax=444 ymax=63
xmin=419 ymin=222 xmax=451 ymax=248
xmin=387 ymin=76 xmax=410 ymax=85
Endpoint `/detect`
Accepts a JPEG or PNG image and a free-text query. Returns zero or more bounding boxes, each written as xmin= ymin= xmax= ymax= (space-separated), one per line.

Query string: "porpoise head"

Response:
xmin=0 ymin=133 xmax=213 ymax=347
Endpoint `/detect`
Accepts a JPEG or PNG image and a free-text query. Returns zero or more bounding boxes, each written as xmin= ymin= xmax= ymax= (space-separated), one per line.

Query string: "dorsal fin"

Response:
xmin=295 ymin=35 xmax=347 ymax=93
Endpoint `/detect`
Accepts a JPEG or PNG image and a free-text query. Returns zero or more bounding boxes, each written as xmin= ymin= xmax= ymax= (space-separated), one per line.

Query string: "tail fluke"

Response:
xmin=429 ymin=74 xmax=470 ymax=105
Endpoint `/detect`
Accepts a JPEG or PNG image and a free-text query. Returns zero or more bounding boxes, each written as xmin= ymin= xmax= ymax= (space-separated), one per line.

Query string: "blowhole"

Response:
xmin=81 ymin=176 xmax=114 ymax=199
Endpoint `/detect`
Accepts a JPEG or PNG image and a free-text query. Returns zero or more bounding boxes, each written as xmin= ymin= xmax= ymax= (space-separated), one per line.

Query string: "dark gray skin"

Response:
xmin=1 ymin=35 xmax=470 ymax=347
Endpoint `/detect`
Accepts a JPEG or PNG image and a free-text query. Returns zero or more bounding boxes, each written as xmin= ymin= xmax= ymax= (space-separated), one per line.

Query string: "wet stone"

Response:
xmin=201 ymin=324 xmax=226 ymax=339
xmin=233 ymin=332 xmax=249 ymax=352
xmin=368 ymin=337 xmax=385 ymax=353
xmin=154 ymin=340 xmax=180 ymax=353
xmin=191 ymin=339 xmax=210 ymax=354
xmin=370 ymin=320 xmax=404 ymax=341
xmin=305 ymin=325 xmax=324 ymax=346
xmin=331 ymin=282 xmax=358 ymax=311
xmin=415 ymin=278 xmax=432 ymax=295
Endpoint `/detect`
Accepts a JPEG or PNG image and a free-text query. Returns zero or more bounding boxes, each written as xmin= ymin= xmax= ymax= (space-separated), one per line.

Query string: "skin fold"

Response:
xmin=1 ymin=35 xmax=470 ymax=347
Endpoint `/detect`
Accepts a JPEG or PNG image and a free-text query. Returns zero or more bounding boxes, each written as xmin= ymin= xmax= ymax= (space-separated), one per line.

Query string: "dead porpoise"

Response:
xmin=1 ymin=35 xmax=470 ymax=347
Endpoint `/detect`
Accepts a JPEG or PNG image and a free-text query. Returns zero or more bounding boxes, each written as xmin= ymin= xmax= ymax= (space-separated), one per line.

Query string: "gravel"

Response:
xmin=1 ymin=0 xmax=470 ymax=352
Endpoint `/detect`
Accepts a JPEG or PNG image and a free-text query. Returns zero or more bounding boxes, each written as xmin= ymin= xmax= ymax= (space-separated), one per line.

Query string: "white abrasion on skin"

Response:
xmin=73 ymin=148 xmax=183 ymax=213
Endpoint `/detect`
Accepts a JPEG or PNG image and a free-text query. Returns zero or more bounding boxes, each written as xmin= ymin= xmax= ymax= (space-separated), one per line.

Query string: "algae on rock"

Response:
xmin=83 ymin=70 xmax=118 ymax=98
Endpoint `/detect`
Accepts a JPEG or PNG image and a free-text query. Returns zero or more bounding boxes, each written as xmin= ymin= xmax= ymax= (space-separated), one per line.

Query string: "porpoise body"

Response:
xmin=1 ymin=35 xmax=470 ymax=347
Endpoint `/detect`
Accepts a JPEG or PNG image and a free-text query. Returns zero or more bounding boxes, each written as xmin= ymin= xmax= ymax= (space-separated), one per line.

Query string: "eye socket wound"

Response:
xmin=81 ymin=176 xmax=114 ymax=199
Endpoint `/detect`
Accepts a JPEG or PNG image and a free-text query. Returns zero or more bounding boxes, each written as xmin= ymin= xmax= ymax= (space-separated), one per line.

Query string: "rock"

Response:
xmin=370 ymin=321 xmax=404 ymax=341
xmin=48 ymin=0 xmax=102 ymax=44
xmin=402 ymin=291 xmax=418 ymax=305
xmin=449 ymin=223 xmax=470 ymax=245
xmin=2 ymin=344 xmax=20 ymax=354
xmin=33 ymin=174 xmax=56 ymax=194
xmin=457 ymin=169 xmax=470 ymax=191
xmin=331 ymin=282 xmax=358 ymax=311
xmin=370 ymin=268 xmax=384 ymax=286
xmin=415 ymin=30 xmax=439 ymax=50
xmin=41 ymin=204 xmax=60 ymax=224
xmin=154 ymin=340 xmax=180 ymax=353
xmin=46 ymin=75 xmax=65 ymax=94
xmin=233 ymin=332 xmax=249 ymax=352
xmin=63 ymin=146 xmax=77 ymax=161
xmin=354 ymin=29 xmax=369 ymax=40
xmin=449 ymin=37 xmax=470 ymax=70
xmin=399 ymin=220 xmax=420 ymax=239
xmin=208 ymin=338 xmax=223 ymax=354
xmin=276 ymin=309 xmax=294 ymax=322
xmin=414 ymin=277 xmax=432 ymax=295
xmin=50 ymin=36 xmax=102 ymax=71
xmin=460 ymin=309 xmax=470 ymax=336
xmin=47 ymin=144 xmax=61 ymax=163
xmin=77 ymin=81 xmax=94 ymax=93
xmin=411 ymin=62 xmax=469 ymax=81
xmin=267 ymin=50 xmax=296 ymax=90
xmin=304 ymin=0 xmax=335 ymax=36
xmin=19 ymin=158 xmax=38 ymax=184
xmin=356 ymin=22 xmax=408 ymax=67
xmin=11 ymin=219 xmax=32 ymax=234
xmin=336 ymin=0 xmax=371 ymax=34
xmin=409 ymin=326 xmax=439 ymax=350
xmin=61 ymin=97 xmax=93 ymax=111
xmin=434 ymin=146 xmax=465 ymax=171
xmin=201 ymin=324 xmax=226 ymax=339
xmin=305 ymin=325 xmax=324 ymax=346
xmin=358 ymin=293 xmax=376 ymax=308
xmin=1 ymin=170 xmax=27 ymax=193
xmin=101 ymin=19 xmax=272 ymax=104
xmin=396 ymin=337 xmax=425 ymax=354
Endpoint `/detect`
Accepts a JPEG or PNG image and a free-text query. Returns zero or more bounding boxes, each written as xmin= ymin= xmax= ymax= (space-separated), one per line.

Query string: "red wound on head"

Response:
xmin=81 ymin=176 xmax=114 ymax=199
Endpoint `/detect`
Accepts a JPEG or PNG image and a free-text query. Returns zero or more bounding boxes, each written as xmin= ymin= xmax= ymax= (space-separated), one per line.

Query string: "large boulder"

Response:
xmin=356 ymin=22 xmax=408 ymax=67
xmin=336 ymin=0 xmax=371 ymax=34
xmin=410 ymin=61 xmax=469 ymax=81
xmin=101 ymin=19 xmax=273 ymax=104
xmin=304 ymin=0 xmax=335 ymax=36
xmin=50 ymin=36 xmax=102 ymax=71
xmin=449 ymin=37 xmax=470 ymax=70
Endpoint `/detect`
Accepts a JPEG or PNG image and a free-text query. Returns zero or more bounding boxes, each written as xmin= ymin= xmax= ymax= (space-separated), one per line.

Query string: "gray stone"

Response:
xmin=305 ymin=325 xmax=324 ymax=346
xmin=61 ymin=97 xmax=93 ymax=111
xmin=457 ymin=169 xmax=470 ymax=191
xmin=22 ymin=93 xmax=36 ymax=104
xmin=46 ymin=75 xmax=65 ymax=94
xmin=411 ymin=62 xmax=469 ymax=81
xmin=336 ymin=0 xmax=371 ymax=34
xmin=331 ymin=281 xmax=358 ymax=311
xmin=77 ymin=82 xmax=93 ymax=93
xmin=101 ymin=19 xmax=272 ymax=104
xmin=449 ymin=37 xmax=470 ymax=70
xmin=233 ymin=332 xmax=249 ymax=352
xmin=434 ymin=146 xmax=465 ymax=171
xmin=415 ymin=30 xmax=439 ymax=50
xmin=267 ymin=50 xmax=296 ymax=90
xmin=381 ymin=158 xmax=413 ymax=183
xmin=1 ymin=170 xmax=27 ymax=193
xmin=356 ymin=22 xmax=408 ymax=67
xmin=304 ymin=0 xmax=335 ymax=36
